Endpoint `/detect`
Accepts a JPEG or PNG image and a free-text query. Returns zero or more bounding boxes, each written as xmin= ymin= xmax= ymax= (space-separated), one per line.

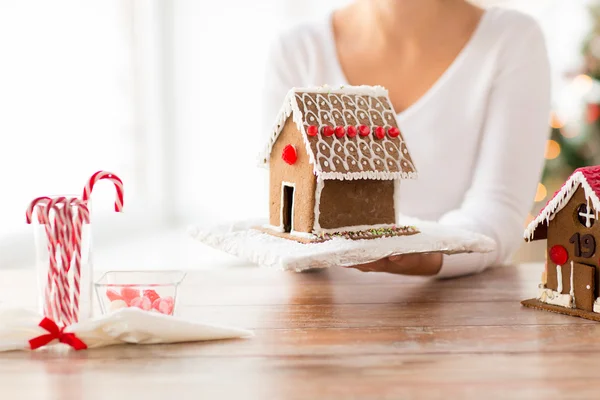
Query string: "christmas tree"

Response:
xmin=528 ymin=2 xmax=600 ymax=224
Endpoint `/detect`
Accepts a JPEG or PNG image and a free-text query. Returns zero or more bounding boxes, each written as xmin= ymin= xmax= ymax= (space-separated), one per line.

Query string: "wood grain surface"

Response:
xmin=1 ymin=263 xmax=598 ymax=400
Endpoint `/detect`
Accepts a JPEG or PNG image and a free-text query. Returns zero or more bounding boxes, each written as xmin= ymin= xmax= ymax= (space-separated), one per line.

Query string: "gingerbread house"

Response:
xmin=259 ymin=85 xmax=418 ymax=242
xmin=522 ymin=166 xmax=600 ymax=321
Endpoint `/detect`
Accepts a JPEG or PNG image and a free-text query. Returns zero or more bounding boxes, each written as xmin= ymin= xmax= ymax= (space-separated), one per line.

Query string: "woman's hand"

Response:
xmin=344 ymin=253 xmax=443 ymax=276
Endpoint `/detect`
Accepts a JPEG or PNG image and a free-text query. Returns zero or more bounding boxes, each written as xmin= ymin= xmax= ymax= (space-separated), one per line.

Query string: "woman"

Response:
xmin=262 ymin=0 xmax=551 ymax=278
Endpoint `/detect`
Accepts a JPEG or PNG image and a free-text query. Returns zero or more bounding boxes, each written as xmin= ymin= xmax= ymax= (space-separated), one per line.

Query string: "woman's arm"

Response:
xmin=435 ymin=22 xmax=551 ymax=278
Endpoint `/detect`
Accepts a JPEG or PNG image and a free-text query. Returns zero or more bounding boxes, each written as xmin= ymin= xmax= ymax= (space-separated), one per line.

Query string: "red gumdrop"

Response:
xmin=162 ymin=296 xmax=174 ymax=305
xmin=375 ymin=126 xmax=385 ymax=139
xmin=281 ymin=144 xmax=297 ymax=165
xmin=152 ymin=297 xmax=162 ymax=310
xmin=130 ymin=296 xmax=151 ymax=311
xmin=322 ymin=126 xmax=334 ymax=137
xmin=143 ymin=289 xmax=160 ymax=304
xmin=106 ymin=289 xmax=123 ymax=302
xmin=307 ymin=125 xmax=318 ymax=136
xmin=347 ymin=126 xmax=357 ymax=138
xmin=120 ymin=287 xmax=140 ymax=304
xmin=334 ymin=126 xmax=345 ymax=138
xmin=388 ymin=127 xmax=400 ymax=138
xmin=549 ymin=245 xmax=568 ymax=265
xmin=358 ymin=125 xmax=370 ymax=136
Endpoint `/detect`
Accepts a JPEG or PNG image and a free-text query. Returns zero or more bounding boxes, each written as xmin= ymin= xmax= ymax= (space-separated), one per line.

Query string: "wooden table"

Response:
xmin=1 ymin=263 xmax=599 ymax=399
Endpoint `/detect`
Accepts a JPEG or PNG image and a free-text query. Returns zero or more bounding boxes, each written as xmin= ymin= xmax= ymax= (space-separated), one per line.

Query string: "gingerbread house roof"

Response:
xmin=524 ymin=166 xmax=600 ymax=241
xmin=260 ymin=85 xmax=417 ymax=180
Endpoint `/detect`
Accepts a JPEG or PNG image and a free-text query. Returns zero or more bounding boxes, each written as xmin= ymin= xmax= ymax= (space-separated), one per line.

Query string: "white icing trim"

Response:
xmin=538 ymin=287 xmax=574 ymax=308
xmin=594 ymin=297 xmax=600 ymax=313
xmin=313 ymin=178 xmax=324 ymax=232
xmin=290 ymin=231 xmax=316 ymax=239
xmin=524 ymin=171 xmax=600 ymax=239
xmin=319 ymin=171 xmax=417 ymax=181
xmin=569 ymin=260 xmax=575 ymax=301
xmin=556 ymin=265 xmax=563 ymax=293
xmin=262 ymin=224 xmax=283 ymax=233
xmin=314 ymin=223 xmax=397 ymax=235
xmin=280 ymin=182 xmax=295 ymax=233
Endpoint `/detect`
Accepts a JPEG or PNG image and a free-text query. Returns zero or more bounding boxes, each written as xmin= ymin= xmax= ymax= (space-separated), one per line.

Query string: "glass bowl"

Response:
xmin=95 ymin=271 xmax=186 ymax=316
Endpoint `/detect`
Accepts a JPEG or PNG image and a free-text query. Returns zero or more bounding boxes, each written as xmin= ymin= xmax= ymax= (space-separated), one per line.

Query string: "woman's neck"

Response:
xmin=337 ymin=0 xmax=477 ymax=46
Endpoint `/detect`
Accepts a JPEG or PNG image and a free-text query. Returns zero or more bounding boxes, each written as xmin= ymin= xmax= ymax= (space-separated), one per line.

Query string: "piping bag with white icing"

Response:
xmin=0 ymin=306 xmax=253 ymax=352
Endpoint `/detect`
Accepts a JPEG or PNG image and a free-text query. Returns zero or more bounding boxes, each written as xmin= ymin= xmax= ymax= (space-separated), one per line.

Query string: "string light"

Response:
xmin=549 ymin=111 xmax=564 ymax=129
xmin=572 ymin=74 xmax=594 ymax=95
xmin=544 ymin=140 xmax=561 ymax=160
xmin=534 ymin=183 xmax=547 ymax=202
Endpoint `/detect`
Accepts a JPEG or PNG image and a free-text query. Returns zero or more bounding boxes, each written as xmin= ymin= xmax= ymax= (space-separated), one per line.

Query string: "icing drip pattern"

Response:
xmin=296 ymin=92 xmax=416 ymax=178
xmin=260 ymin=85 xmax=417 ymax=181
xmin=525 ymin=166 xmax=600 ymax=240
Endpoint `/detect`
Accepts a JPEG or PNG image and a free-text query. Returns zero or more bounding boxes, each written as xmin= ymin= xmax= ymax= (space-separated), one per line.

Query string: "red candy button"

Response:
xmin=388 ymin=127 xmax=400 ymax=138
xmin=335 ymin=126 xmax=345 ymax=138
xmin=307 ymin=125 xmax=318 ymax=136
xmin=322 ymin=126 xmax=334 ymax=137
xmin=347 ymin=126 xmax=357 ymax=138
xmin=549 ymin=245 xmax=568 ymax=265
xmin=282 ymin=145 xmax=297 ymax=165
xmin=375 ymin=126 xmax=385 ymax=139
xmin=359 ymin=125 xmax=370 ymax=136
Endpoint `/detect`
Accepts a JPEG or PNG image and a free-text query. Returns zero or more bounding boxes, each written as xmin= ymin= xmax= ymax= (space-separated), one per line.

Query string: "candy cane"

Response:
xmin=44 ymin=197 xmax=72 ymax=326
xmin=82 ymin=170 xmax=124 ymax=212
xmin=68 ymin=198 xmax=89 ymax=322
xmin=26 ymin=196 xmax=51 ymax=224
xmin=26 ymin=197 xmax=54 ymax=320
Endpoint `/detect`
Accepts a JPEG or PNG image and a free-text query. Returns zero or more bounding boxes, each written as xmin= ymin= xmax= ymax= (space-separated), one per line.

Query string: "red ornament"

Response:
xmin=347 ymin=126 xmax=357 ymax=138
xmin=375 ymin=126 xmax=385 ymax=139
xmin=322 ymin=126 xmax=334 ymax=137
xmin=335 ymin=126 xmax=345 ymax=138
xmin=587 ymin=103 xmax=600 ymax=124
xmin=307 ymin=125 xmax=318 ymax=136
xmin=549 ymin=245 xmax=568 ymax=265
xmin=282 ymin=144 xmax=297 ymax=165
xmin=358 ymin=125 xmax=370 ymax=136
xmin=388 ymin=127 xmax=400 ymax=138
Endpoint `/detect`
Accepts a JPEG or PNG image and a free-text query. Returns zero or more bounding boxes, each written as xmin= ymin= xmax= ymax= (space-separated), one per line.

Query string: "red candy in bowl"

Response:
xmin=95 ymin=271 xmax=186 ymax=316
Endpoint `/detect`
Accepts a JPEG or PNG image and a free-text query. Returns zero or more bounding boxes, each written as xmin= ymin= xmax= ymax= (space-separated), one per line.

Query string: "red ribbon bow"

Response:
xmin=29 ymin=318 xmax=88 ymax=351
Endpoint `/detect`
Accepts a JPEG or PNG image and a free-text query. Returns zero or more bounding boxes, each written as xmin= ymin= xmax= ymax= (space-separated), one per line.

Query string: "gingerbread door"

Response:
xmin=573 ymin=262 xmax=595 ymax=311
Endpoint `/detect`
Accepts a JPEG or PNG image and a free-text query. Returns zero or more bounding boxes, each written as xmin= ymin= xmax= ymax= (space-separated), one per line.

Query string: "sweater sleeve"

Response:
xmin=261 ymin=28 xmax=311 ymax=136
xmin=436 ymin=22 xmax=552 ymax=278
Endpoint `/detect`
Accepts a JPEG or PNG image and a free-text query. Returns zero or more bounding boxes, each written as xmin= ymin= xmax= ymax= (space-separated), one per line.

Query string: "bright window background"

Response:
xmin=0 ymin=0 xmax=595 ymax=268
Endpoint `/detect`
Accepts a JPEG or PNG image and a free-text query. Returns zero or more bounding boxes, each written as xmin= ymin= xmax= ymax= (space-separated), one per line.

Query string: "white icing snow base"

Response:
xmin=538 ymin=287 xmax=574 ymax=308
xmin=188 ymin=217 xmax=496 ymax=271
xmin=594 ymin=298 xmax=600 ymax=313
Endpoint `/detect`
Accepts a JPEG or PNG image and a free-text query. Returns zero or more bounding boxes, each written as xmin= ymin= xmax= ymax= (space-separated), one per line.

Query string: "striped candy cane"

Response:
xmin=82 ymin=170 xmax=124 ymax=212
xmin=43 ymin=197 xmax=72 ymax=326
xmin=26 ymin=197 xmax=55 ymax=320
xmin=68 ymin=198 xmax=89 ymax=322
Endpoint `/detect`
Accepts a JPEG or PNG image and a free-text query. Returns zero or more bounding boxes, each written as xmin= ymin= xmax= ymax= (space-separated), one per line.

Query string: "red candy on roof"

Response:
xmin=358 ymin=125 xmax=370 ymax=136
xmin=388 ymin=127 xmax=400 ymax=138
xmin=335 ymin=126 xmax=345 ymax=138
xmin=375 ymin=126 xmax=385 ymax=139
xmin=322 ymin=126 xmax=334 ymax=137
xmin=307 ymin=125 xmax=318 ymax=136
xmin=347 ymin=126 xmax=357 ymax=138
